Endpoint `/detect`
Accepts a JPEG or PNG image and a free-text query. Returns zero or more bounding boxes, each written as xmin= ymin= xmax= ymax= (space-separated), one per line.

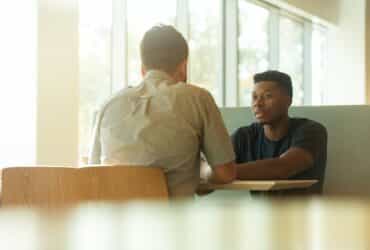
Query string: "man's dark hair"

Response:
xmin=140 ymin=25 xmax=189 ymax=74
xmin=254 ymin=70 xmax=293 ymax=98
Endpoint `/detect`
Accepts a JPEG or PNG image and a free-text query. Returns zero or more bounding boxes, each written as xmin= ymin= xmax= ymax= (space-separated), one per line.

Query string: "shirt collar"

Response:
xmin=144 ymin=70 xmax=177 ymax=86
xmin=132 ymin=70 xmax=179 ymax=99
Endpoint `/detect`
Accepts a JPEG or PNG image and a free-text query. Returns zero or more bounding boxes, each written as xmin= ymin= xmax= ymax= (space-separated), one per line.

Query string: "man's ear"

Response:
xmin=141 ymin=64 xmax=147 ymax=77
xmin=177 ymin=59 xmax=188 ymax=82
xmin=287 ymin=96 xmax=292 ymax=107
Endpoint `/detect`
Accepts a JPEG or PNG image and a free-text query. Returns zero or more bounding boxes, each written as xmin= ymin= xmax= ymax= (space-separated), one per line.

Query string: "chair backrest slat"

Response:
xmin=1 ymin=166 xmax=168 ymax=207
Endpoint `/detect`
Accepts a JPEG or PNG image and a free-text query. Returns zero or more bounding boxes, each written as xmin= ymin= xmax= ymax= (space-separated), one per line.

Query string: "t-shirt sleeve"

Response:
xmin=231 ymin=128 xmax=244 ymax=164
xmin=231 ymin=125 xmax=257 ymax=164
xmin=198 ymin=91 xmax=235 ymax=168
xmin=291 ymin=121 xmax=328 ymax=161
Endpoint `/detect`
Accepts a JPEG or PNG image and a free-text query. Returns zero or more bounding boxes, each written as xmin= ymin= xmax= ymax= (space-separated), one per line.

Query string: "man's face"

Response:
xmin=251 ymin=81 xmax=291 ymax=125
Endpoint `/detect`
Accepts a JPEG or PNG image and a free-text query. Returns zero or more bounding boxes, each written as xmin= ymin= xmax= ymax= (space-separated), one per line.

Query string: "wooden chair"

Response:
xmin=0 ymin=166 xmax=168 ymax=207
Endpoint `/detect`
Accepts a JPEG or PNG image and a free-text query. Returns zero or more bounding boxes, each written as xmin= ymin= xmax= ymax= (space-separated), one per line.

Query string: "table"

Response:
xmin=198 ymin=179 xmax=318 ymax=191
xmin=0 ymin=198 xmax=370 ymax=250
xmin=0 ymin=178 xmax=318 ymax=206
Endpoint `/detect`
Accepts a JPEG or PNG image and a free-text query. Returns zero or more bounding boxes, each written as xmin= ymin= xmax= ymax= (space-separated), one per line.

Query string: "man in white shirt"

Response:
xmin=88 ymin=25 xmax=236 ymax=198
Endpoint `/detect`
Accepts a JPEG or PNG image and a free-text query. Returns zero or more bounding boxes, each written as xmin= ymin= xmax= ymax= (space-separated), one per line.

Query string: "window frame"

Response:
xmin=109 ymin=0 xmax=328 ymax=107
xmin=79 ymin=0 xmax=329 ymax=157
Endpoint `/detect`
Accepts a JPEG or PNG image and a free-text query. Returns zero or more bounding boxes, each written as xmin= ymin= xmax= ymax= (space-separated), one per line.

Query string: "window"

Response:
xmin=188 ymin=0 xmax=222 ymax=105
xmin=279 ymin=15 xmax=305 ymax=105
xmin=79 ymin=0 xmax=112 ymax=155
xmin=79 ymin=0 xmax=330 ymax=157
xmin=127 ymin=0 xmax=176 ymax=86
xmin=238 ymin=0 xmax=270 ymax=106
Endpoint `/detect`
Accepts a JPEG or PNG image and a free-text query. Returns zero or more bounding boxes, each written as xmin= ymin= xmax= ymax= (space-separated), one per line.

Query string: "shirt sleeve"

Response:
xmin=88 ymin=110 xmax=103 ymax=164
xmin=231 ymin=125 xmax=257 ymax=164
xmin=231 ymin=128 xmax=243 ymax=164
xmin=198 ymin=91 xmax=235 ymax=168
xmin=291 ymin=121 xmax=328 ymax=161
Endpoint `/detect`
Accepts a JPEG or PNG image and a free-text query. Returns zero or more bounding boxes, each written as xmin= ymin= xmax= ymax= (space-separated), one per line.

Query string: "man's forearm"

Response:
xmin=236 ymin=158 xmax=307 ymax=180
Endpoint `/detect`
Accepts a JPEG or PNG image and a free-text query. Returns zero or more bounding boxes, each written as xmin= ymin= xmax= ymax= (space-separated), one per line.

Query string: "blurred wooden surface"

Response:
xmin=1 ymin=166 xmax=168 ymax=207
xmin=198 ymin=179 xmax=318 ymax=191
xmin=0 ymin=198 xmax=369 ymax=250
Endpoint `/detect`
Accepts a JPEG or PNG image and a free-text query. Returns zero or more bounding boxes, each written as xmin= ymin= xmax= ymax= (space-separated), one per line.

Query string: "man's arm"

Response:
xmin=198 ymin=90 xmax=236 ymax=184
xmin=197 ymin=161 xmax=235 ymax=196
xmin=236 ymin=147 xmax=313 ymax=180
xmin=201 ymin=160 xmax=236 ymax=184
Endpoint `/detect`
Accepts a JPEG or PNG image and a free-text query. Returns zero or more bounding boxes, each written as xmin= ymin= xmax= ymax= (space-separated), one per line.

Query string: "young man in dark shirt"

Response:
xmin=232 ymin=70 xmax=327 ymax=194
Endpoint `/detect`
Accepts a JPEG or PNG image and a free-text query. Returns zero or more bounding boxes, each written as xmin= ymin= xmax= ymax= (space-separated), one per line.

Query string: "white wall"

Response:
xmin=36 ymin=0 xmax=79 ymax=166
xmin=366 ymin=0 xmax=370 ymax=104
xmin=271 ymin=0 xmax=366 ymax=105
xmin=326 ymin=0 xmax=366 ymax=104
xmin=270 ymin=0 xmax=339 ymax=24
xmin=0 ymin=1 xmax=37 ymax=166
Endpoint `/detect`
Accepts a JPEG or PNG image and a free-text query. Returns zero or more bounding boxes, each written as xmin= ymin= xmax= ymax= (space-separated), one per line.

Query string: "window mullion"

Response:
xmin=269 ymin=7 xmax=280 ymax=69
xmin=111 ymin=0 xmax=127 ymax=91
xmin=225 ymin=0 xmax=238 ymax=107
xmin=176 ymin=0 xmax=189 ymax=39
xmin=220 ymin=0 xmax=226 ymax=107
xmin=303 ymin=21 xmax=313 ymax=105
xmin=176 ymin=0 xmax=190 ymax=83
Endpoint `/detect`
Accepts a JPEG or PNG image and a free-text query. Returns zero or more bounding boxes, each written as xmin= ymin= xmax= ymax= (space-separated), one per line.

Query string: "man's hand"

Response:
xmin=196 ymin=189 xmax=215 ymax=196
xmin=195 ymin=180 xmax=215 ymax=196
xmin=200 ymin=158 xmax=236 ymax=184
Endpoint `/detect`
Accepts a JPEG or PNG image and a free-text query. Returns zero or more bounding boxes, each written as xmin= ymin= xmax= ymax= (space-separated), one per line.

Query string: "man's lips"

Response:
xmin=254 ymin=111 xmax=266 ymax=118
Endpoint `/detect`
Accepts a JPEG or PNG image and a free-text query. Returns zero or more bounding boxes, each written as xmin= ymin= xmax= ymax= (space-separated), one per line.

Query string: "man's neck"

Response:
xmin=145 ymin=69 xmax=184 ymax=84
xmin=263 ymin=116 xmax=290 ymax=141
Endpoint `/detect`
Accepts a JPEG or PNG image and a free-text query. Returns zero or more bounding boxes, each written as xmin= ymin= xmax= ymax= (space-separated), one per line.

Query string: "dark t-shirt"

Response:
xmin=231 ymin=118 xmax=327 ymax=194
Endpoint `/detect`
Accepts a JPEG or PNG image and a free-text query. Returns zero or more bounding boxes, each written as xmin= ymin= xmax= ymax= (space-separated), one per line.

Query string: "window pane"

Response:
xmin=279 ymin=16 xmax=304 ymax=105
xmin=188 ymin=0 xmax=222 ymax=105
xmin=127 ymin=0 xmax=176 ymax=86
xmin=238 ymin=0 xmax=270 ymax=106
xmin=79 ymin=0 xmax=112 ymax=156
xmin=312 ymin=25 xmax=328 ymax=105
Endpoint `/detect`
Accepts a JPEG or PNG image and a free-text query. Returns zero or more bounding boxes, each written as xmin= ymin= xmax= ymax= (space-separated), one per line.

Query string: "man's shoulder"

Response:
xmin=170 ymin=83 xmax=220 ymax=111
xmin=176 ymin=83 xmax=213 ymax=98
xmin=290 ymin=118 xmax=327 ymax=134
xmin=96 ymin=87 xmax=134 ymax=117
xmin=233 ymin=122 xmax=262 ymax=138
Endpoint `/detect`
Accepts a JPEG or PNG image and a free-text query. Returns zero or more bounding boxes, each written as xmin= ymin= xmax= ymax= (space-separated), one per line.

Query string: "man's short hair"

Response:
xmin=140 ymin=25 xmax=189 ymax=74
xmin=254 ymin=70 xmax=293 ymax=98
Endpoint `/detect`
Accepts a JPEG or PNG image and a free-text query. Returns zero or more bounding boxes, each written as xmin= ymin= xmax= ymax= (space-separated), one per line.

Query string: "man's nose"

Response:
xmin=253 ymin=97 xmax=264 ymax=107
